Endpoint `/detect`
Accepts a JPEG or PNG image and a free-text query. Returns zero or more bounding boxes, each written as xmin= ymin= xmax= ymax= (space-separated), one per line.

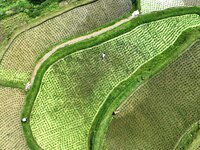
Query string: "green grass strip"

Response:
xmin=21 ymin=7 xmax=200 ymax=150
xmin=0 ymin=80 xmax=25 ymax=90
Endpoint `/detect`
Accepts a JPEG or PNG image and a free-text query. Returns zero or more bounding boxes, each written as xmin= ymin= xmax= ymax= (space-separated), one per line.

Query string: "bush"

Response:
xmin=28 ymin=0 xmax=46 ymax=5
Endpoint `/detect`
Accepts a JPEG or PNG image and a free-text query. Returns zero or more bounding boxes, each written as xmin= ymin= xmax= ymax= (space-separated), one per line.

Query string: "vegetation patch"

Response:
xmin=0 ymin=66 xmax=29 ymax=86
xmin=105 ymin=40 xmax=200 ymax=150
xmin=0 ymin=86 xmax=28 ymax=149
xmin=0 ymin=0 xmax=82 ymax=19
xmin=28 ymin=14 xmax=200 ymax=150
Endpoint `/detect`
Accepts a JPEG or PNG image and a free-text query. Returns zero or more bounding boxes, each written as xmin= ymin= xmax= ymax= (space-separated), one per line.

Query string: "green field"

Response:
xmin=29 ymin=14 xmax=200 ymax=150
xmin=105 ymin=40 xmax=200 ymax=150
xmin=0 ymin=0 xmax=82 ymax=19
xmin=141 ymin=0 xmax=200 ymax=13
xmin=0 ymin=0 xmax=132 ymax=84
xmin=0 ymin=86 xmax=28 ymax=149
xmin=141 ymin=0 xmax=200 ymax=14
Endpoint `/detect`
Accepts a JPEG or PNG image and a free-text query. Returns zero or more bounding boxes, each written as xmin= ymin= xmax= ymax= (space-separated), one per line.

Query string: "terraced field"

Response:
xmin=141 ymin=0 xmax=200 ymax=14
xmin=0 ymin=86 xmax=28 ymax=150
xmin=105 ymin=40 xmax=200 ymax=150
xmin=0 ymin=0 xmax=132 ymax=84
xmin=29 ymin=14 xmax=200 ymax=150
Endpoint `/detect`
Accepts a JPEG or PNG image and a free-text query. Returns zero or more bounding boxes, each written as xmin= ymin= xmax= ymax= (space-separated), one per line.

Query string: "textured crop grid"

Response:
xmin=105 ymin=40 xmax=200 ymax=150
xmin=0 ymin=0 xmax=132 ymax=76
xmin=141 ymin=0 xmax=200 ymax=14
xmin=0 ymin=87 xmax=28 ymax=150
xmin=30 ymin=15 xmax=200 ymax=150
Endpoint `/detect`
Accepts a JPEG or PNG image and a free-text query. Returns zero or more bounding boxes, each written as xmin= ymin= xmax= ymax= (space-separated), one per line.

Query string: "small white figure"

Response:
xmin=102 ymin=53 xmax=106 ymax=60
xmin=25 ymin=82 xmax=31 ymax=91
xmin=22 ymin=118 xmax=27 ymax=123
xmin=113 ymin=109 xmax=120 ymax=115
xmin=132 ymin=10 xmax=140 ymax=18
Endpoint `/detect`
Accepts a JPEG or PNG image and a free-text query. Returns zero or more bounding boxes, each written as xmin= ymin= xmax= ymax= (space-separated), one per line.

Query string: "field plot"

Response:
xmin=30 ymin=15 xmax=200 ymax=150
xmin=0 ymin=86 xmax=28 ymax=150
xmin=141 ymin=0 xmax=200 ymax=14
xmin=105 ymin=40 xmax=200 ymax=150
xmin=0 ymin=0 xmax=132 ymax=83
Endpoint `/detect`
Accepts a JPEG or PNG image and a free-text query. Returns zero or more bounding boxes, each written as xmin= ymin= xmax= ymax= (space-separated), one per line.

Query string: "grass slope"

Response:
xmin=0 ymin=0 xmax=132 ymax=84
xmin=105 ymin=40 xmax=200 ymax=150
xmin=28 ymin=14 xmax=200 ymax=149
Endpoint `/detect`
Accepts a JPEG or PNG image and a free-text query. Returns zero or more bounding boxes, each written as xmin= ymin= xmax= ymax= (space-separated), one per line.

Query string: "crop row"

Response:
xmin=141 ymin=0 xmax=200 ymax=14
xmin=0 ymin=86 xmax=28 ymax=150
xmin=30 ymin=14 xmax=200 ymax=149
xmin=105 ymin=40 xmax=200 ymax=150
xmin=0 ymin=0 xmax=132 ymax=79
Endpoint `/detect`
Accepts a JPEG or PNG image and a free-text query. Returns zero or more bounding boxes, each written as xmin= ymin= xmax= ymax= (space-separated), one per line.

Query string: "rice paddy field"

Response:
xmin=29 ymin=14 xmax=200 ymax=150
xmin=141 ymin=0 xmax=200 ymax=14
xmin=0 ymin=86 xmax=28 ymax=150
xmin=0 ymin=0 xmax=132 ymax=84
xmin=104 ymin=40 xmax=200 ymax=150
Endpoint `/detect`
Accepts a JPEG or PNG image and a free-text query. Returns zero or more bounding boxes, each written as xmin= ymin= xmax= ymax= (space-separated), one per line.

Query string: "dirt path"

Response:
xmin=30 ymin=15 xmax=134 ymax=86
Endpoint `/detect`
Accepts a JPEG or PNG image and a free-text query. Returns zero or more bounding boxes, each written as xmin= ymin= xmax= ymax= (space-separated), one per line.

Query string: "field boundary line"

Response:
xmin=0 ymin=80 xmax=24 ymax=90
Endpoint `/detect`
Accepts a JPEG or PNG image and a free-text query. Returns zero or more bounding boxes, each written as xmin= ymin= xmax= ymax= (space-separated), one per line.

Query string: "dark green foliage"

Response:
xmin=0 ymin=0 xmax=82 ymax=20
xmin=28 ymin=0 xmax=46 ymax=5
